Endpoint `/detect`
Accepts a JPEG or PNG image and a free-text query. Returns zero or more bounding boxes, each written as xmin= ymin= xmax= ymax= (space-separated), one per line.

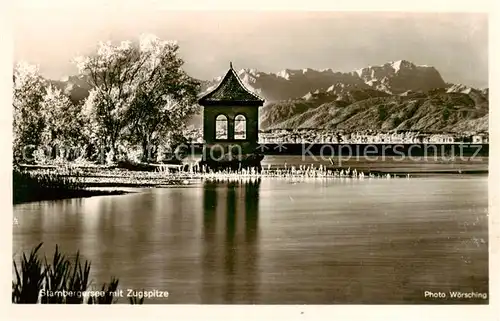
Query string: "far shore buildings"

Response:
xmin=257 ymin=129 xmax=488 ymax=144
xmin=185 ymin=125 xmax=488 ymax=145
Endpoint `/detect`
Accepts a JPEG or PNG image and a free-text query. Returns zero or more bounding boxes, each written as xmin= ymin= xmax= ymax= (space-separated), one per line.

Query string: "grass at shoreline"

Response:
xmin=12 ymin=169 xmax=130 ymax=205
xmin=13 ymin=158 xmax=488 ymax=204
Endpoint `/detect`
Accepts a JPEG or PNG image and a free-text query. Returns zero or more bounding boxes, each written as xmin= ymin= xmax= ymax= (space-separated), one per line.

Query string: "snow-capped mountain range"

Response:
xmin=50 ymin=59 xmax=488 ymax=133
xmin=54 ymin=59 xmax=486 ymax=106
xmin=201 ymin=60 xmax=458 ymax=102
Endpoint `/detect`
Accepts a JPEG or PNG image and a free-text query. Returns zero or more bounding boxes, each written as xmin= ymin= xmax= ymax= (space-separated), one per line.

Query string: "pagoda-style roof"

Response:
xmin=198 ymin=63 xmax=265 ymax=106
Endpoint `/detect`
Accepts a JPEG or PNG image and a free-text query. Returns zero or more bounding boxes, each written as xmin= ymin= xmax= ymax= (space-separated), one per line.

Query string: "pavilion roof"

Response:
xmin=198 ymin=63 xmax=265 ymax=106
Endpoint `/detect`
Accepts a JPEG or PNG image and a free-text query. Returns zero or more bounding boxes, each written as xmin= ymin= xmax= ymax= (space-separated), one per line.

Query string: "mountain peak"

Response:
xmin=446 ymin=83 xmax=474 ymax=94
xmin=238 ymin=68 xmax=258 ymax=76
xmin=391 ymin=60 xmax=403 ymax=72
xmin=352 ymin=60 xmax=445 ymax=94
xmin=276 ymin=69 xmax=293 ymax=80
xmin=389 ymin=60 xmax=414 ymax=72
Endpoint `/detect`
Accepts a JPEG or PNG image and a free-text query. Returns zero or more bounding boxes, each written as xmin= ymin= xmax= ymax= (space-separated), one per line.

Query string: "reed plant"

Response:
xmin=12 ymin=243 xmax=143 ymax=304
xmin=12 ymin=243 xmax=45 ymax=303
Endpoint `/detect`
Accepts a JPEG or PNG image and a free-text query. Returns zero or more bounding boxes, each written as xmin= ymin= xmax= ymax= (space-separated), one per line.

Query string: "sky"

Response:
xmin=13 ymin=7 xmax=488 ymax=88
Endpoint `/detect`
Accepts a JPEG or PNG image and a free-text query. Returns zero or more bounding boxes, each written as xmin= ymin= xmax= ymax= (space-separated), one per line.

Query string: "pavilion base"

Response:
xmin=199 ymin=153 xmax=264 ymax=173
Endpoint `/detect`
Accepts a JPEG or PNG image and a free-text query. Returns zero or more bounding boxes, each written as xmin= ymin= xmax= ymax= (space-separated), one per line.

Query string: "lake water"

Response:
xmin=13 ymin=175 xmax=489 ymax=304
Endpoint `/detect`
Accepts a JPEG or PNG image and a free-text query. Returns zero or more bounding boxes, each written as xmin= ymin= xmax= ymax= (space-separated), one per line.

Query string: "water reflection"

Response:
xmin=202 ymin=179 xmax=260 ymax=303
xmin=13 ymin=177 xmax=488 ymax=304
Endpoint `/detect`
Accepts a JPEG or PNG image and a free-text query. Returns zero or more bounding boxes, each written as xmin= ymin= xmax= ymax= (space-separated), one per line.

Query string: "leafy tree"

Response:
xmin=13 ymin=62 xmax=46 ymax=163
xmin=75 ymin=35 xmax=200 ymax=163
xmin=125 ymin=35 xmax=200 ymax=162
xmin=40 ymin=85 xmax=85 ymax=158
xmin=75 ymin=40 xmax=143 ymax=162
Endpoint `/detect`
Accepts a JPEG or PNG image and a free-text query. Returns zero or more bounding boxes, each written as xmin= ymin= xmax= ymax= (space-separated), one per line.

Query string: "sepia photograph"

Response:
xmin=8 ymin=1 xmax=493 ymax=312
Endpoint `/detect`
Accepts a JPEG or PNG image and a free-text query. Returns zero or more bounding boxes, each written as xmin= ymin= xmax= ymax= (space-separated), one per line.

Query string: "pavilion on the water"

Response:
xmin=198 ymin=62 xmax=265 ymax=171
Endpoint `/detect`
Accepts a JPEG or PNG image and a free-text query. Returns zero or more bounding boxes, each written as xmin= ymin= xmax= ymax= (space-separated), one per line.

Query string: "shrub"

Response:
xmin=392 ymin=116 xmax=403 ymax=127
xmin=378 ymin=105 xmax=388 ymax=121
xmin=442 ymin=107 xmax=451 ymax=121
xmin=13 ymin=168 xmax=85 ymax=204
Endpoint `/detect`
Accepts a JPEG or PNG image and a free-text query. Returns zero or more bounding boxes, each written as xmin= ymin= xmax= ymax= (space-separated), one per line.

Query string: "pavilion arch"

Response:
xmin=234 ymin=114 xmax=247 ymax=140
xmin=215 ymin=114 xmax=228 ymax=140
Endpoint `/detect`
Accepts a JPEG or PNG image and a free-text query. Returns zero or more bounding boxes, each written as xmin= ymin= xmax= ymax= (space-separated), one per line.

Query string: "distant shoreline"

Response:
xmin=184 ymin=143 xmax=489 ymax=156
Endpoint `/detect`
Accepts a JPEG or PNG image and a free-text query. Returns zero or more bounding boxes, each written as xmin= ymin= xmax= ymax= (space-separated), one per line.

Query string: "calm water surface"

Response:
xmin=13 ymin=176 xmax=488 ymax=304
